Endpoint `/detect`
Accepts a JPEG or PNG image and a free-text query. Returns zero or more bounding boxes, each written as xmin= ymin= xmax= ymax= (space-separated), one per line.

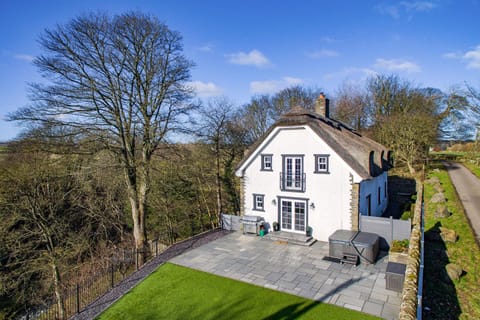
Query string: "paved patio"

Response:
xmin=171 ymin=232 xmax=401 ymax=320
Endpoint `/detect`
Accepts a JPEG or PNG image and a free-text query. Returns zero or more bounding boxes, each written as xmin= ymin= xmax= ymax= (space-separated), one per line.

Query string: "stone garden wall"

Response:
xmin=399 ymin=183 xmax=423 ymax=320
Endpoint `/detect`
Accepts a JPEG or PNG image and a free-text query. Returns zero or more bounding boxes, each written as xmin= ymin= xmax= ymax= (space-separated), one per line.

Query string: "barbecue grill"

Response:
xmin=241 ymin=215 xmax=264 ymax=235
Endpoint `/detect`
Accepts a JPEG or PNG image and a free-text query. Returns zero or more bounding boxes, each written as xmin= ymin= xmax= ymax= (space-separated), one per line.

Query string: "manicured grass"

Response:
xmin=424 ymin=166 xmax=480 ymax=319
xmin=97 ymin=263 xmax=379 ymax=320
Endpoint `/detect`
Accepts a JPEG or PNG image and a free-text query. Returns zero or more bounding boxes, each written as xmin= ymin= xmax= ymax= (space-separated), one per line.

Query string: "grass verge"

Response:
xmin=97 ymin=263 xmax=379 ymax=320
xmin=462 ymin=161 xmax=480 ymax=179
xmin=423 ymin=165 xmax=480 ymax=319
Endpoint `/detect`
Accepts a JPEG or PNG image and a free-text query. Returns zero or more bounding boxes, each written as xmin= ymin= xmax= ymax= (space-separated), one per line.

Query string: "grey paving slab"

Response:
xmin=170 ymin=232 xmax=402 ymax=319
xmin=363 ymin=301 xmax=384 ymax=317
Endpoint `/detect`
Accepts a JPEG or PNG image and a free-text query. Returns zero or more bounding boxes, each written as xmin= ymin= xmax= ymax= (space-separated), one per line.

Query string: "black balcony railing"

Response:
xmin=280 ymin=172 xmax=306 ymax=192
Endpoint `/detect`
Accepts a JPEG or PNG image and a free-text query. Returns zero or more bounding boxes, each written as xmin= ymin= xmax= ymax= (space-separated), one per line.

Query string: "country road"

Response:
xmin=444 ymin=161 xmax=480 ymax=244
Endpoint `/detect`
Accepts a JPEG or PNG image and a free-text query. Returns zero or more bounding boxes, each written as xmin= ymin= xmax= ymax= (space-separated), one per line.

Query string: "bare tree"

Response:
xmin=366 ymin=75 xmax=455 ymax=177
xmin=332 ymin=82 xmax=370 ymax=131
xmin=9 ymin=12 xmax=194 ymax=255
xmin=270 ymin=86 xmax=321 ymax=119
xmin=240 ymin=86 xmax=322 ymax=143
xmin=0 ymin=151 xmax=86 ymax=319
xmin=197 ymin=97 xmax=236 ymax=223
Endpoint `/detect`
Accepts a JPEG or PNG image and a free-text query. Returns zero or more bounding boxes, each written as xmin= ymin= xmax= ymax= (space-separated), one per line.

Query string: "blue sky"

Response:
xmin=1 ymin=0 xmax=480 ymax=141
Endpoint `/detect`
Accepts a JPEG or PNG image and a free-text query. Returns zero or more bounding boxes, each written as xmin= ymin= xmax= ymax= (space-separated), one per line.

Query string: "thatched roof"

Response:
xmin=236 ymin=106 xmax=391 ymax=179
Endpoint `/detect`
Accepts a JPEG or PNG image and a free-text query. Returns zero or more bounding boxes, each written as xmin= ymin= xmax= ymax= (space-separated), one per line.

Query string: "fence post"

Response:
xmin=76 ymin=283 xmax=80 ymax=314
xmin=111 ymin=264 xmax=114 ymax=288
xmin=390 ymin=216 xmax=394 ymax=243
xmin=135 ymin=248 xmax=139 ymax=271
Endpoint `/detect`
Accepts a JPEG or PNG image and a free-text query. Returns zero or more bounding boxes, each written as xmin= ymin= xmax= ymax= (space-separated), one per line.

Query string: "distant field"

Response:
xmin=97 ymin=263 xmax=379 ymax=320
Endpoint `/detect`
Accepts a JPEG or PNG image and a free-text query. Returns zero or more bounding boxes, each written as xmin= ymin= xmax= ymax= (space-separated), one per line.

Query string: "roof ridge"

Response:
xmin=281 ymin=107 xmax=361 ymax=137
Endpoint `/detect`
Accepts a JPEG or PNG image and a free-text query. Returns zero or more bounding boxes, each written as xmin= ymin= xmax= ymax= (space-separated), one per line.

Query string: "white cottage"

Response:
xmin=235 ymin=94 xmax=392 ymax=242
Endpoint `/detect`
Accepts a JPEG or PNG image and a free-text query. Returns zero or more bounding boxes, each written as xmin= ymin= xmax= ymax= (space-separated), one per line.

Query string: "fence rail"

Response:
xmin=26 ymin=242 xmax=167 ymax=320
xmin=359 ymin=215 xmax=411 ymax=250
xmin=221 ymin=213 xmax=241 ymax=231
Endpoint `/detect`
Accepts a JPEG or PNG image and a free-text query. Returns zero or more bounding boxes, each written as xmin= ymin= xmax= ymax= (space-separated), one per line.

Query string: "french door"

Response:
xmin=280 ymin=199 xmax=306 ymax=233
xmin=284 ymin=156 xmax=303 ymax=190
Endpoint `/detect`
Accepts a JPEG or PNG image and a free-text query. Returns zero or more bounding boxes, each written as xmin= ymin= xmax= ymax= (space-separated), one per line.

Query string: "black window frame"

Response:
xmin=366 ymin=194 xmax=371 ymax=216
xmin=261 ymin=154 xmax=273 ymax=171
xmin=314 ymin=154 xmax=330 ymax=174
xmin=252 ymin=194 xmax=265 ymax=211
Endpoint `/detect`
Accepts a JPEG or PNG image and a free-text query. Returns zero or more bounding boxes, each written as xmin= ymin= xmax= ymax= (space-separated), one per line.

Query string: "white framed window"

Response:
xmin=253 ymin=194 xmax=265 ymax=211
xmin=314 ymin=154 xmax=330 ymax=173
xmin=261 ymin=154 xmax=273 ymax=171
xmin=281 ymin=155 xmax=305 ymax=192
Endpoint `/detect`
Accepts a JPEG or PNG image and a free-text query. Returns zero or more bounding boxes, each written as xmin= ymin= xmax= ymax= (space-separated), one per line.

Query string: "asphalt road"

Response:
xmin=444 ymin=161 xmax=480 ymax=244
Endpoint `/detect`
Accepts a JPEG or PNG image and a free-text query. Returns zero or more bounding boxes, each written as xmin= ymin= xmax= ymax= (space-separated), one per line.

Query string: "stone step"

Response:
xmin=265 ymin=231 xmax=317 ymax=247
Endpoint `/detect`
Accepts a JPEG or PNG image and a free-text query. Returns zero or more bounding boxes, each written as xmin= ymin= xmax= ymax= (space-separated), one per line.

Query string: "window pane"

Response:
xmin=317 ymin=156 xmax=327 ymax=171
xmin=295 ymin=159 xmax=301 ymax=187
xmin=254 ymin=195 xmax=264 ymax=210
xmin=281 ymin=201 xmax=292 ymax=229
xmin=294 ymin=202 xmax=305 ymax=231
xmin=286 ymin=158 xmax=293 ymax=187
xmin=263 ymin=156 xmax=272 ymax=170
xmin=257 ymin=196 xmax=263 ymax=209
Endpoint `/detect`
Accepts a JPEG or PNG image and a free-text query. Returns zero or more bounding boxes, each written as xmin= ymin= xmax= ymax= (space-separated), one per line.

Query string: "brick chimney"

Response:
xmin=315 ymin=93 xmax=329 ymax=118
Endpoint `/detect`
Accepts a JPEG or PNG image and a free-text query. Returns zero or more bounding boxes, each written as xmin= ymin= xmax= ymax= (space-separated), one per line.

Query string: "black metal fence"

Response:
xmin=30 ymin=243 xmax=162 ymax=320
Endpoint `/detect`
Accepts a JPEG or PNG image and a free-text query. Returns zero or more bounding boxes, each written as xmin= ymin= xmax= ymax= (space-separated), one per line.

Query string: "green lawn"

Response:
xmin=97 ymin=263 xmax=379 ymax=320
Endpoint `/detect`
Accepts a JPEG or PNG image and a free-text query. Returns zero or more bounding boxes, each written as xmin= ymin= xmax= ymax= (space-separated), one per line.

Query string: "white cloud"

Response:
xmin=376 ymin=4 xmax=400 ymax=19
xmin=196 ymin=44 xmax=214 ymax=52
xmin=442 ymin=45 xmax=480 ymax=70
xmin=307 ymin=49 xmax=340 ymax=58
xmin=400 ymin=1 xmax=436 ymax=12
xmin=188 ymin=81 xmax=223 ymax=98
xmin=443 ymin=52 xmax=460 ymax=59
xmin=250 ymin=80 xmax=278 ymax=94
xmin=250 ymin=76 xmax=304 ymax=94
xmin=320 ymin=36 xmax=338 ymax=43
xmin=283 ymin=77 xmax=303 ymax=86
xmin=226 ymin=49 xmax=270 ymax=67
xmin=376 ymin=1 xmax=437 ymax=19
xmin=464 ymin=45 xmax=480 ymax=69
xmin=14 ymin=54 xmax=34 ymax=62
xmin=323 ymin=67 xmax=377 ymax=81
xmin=374 ymin=58 xmax=421 ymax=73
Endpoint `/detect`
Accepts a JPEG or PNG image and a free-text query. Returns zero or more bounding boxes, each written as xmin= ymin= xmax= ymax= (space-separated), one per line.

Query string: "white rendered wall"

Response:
xmin=240 ymin=126 xmax=364 ymax=242
xmin=358 ymin=171 xmax=388 ymax=217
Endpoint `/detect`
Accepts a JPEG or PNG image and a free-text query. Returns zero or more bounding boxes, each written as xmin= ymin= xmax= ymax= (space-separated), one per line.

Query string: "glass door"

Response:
xmin=281 ymin=199 xmax=306 ymax=233
xmin=284 ymin=156 xmax=303 ymax=190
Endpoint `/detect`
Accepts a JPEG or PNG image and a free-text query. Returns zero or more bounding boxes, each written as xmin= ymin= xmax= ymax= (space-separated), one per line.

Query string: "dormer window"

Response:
xmin=314 ymin=154 xmax=330 ymax=174
xmin=261 ymin=154 xmax=273 ymax=171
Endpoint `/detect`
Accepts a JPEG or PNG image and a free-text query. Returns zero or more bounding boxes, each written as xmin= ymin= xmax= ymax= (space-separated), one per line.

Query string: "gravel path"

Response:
xmin=70 ymin=228 xmax=230 ymax=320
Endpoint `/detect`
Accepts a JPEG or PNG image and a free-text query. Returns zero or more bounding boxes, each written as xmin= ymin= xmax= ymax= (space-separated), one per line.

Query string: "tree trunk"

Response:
xmin=197 ymin=176 xmax=215 ymax=230
xmin=52 ymin=261 xmax=65 ymax=320
xmin=407 ymin=161 xmax=417 ymax=177
xmin=215 ymin=142 xmax=222 ymax=227
xmin=124 ymin=166 xmax=148 ymax=265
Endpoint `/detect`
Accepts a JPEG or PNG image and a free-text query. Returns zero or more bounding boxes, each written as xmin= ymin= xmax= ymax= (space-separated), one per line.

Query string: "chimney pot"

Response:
xmin=315 ymin=93 xmax=329 ymax=118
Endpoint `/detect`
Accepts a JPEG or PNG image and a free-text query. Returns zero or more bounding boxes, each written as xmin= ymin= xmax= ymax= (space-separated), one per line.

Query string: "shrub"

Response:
xmin=390 ymin=239 xmax=409 ymax=253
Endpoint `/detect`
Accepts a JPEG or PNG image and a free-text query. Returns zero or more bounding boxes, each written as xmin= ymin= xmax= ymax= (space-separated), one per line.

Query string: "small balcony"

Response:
xmin=280 ymin=172 xmax=306 ymax=192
